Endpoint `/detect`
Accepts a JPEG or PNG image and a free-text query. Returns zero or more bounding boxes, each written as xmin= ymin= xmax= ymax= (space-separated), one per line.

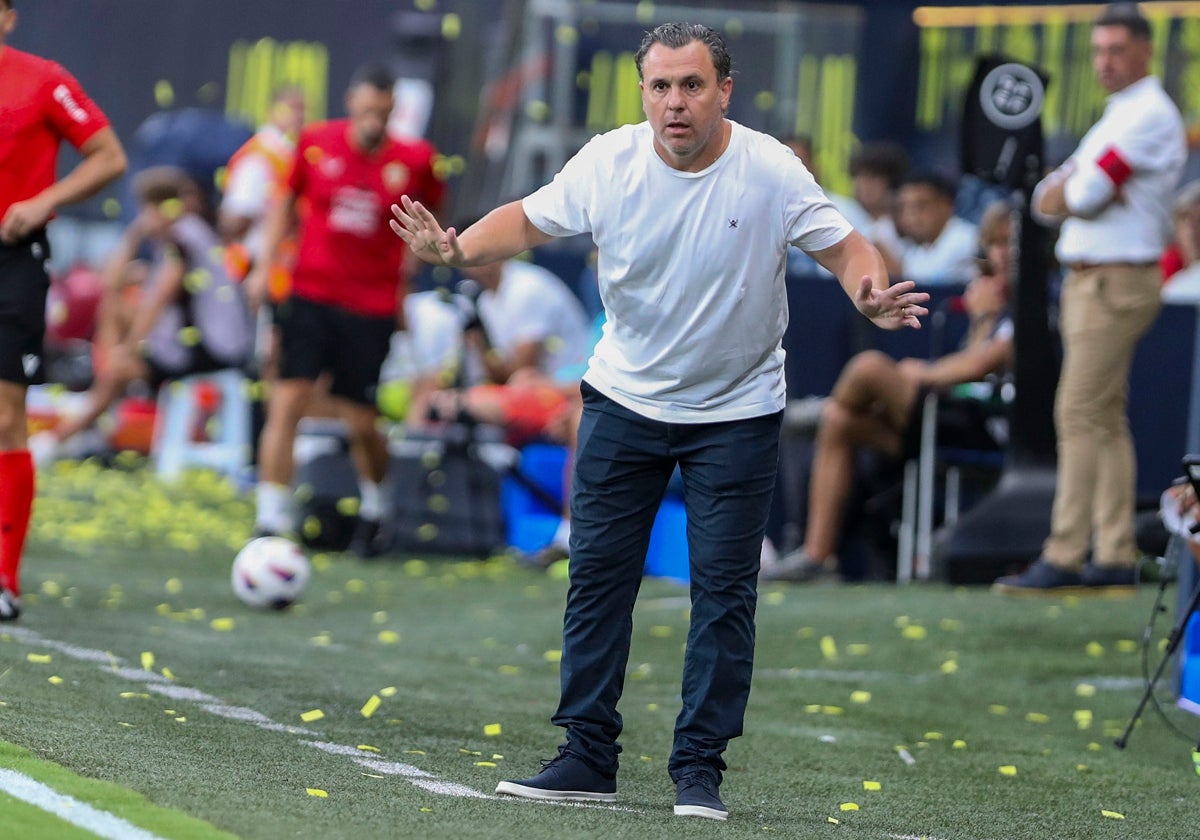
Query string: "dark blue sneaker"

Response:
xmin=673 ymin=767 xmax=727 ymax=820
xmin=348 ymin=517 xmax=385 ymax=560
xmin=495 ymin=751 xmax=616 ymax=802
xmin=992 ymin=559 xmax=1084 ymax=595
xmin=1080 ymin=562 xmax=1138 ymax=591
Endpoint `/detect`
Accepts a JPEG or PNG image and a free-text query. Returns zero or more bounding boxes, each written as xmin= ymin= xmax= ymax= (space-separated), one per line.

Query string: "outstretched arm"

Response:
xmin=390 ymin=198 xmax=554 ymax=268
xmin=810 ymin=230 xmax=929 ymax=330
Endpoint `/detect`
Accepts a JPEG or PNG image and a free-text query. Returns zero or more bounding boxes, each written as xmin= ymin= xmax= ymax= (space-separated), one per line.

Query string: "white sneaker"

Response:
xmin=27 ymin=430 xmax=62 ymax=468
xmin=0 ymin=587 xmax=22 ymax=622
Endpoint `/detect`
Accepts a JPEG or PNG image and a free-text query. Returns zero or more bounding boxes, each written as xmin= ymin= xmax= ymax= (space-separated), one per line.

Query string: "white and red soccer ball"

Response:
xmin=231 ymin=537 xmax=310 ymax=609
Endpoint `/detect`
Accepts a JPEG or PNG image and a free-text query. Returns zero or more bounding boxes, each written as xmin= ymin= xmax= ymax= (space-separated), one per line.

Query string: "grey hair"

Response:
xmin=635 ymin=22 xmax=732 ymax=82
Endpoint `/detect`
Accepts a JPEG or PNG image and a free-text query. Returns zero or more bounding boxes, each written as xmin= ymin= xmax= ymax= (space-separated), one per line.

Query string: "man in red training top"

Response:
xmin=246 ymin=63 xmax=443 ymax=557
xmin=0 ymin=0 xmax=128 ymax=621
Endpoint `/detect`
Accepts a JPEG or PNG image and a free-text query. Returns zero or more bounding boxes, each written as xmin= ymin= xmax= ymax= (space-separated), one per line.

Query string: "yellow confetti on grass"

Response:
xmin=1088 ymin=742 xmax=1103 ymax=751
xmin=140 ymin=652 xmax=154 ymax=670
xmin=1116 ymin=639 xmax=1137 ymax=653
xmin=863 ymin=780 xmax=881 ymax=791
xmin=952 ymin=740 xmax=967 ymax=749
xmin=901 ymin=625 xmax=927 ymax=640
xmin=48 ymin=676 xmax=63 ymax=685
xmin=940 ymin=659 xmax=959 ymax=674
xmin=847 ymin=643 xmax=870 ymax=656
xmin=120 ymin=692 xmax=150 ymax=699
xmin=1025 ymin=712 xmax=1050 ymax=724
xmin=850 ymin=691 xmax=871 ymax=704
xmin=998 ymin=765 xmax=1018 ymax=776
xmin=1075 ymin=683 xmax=1097 ymax=698
xmin=161 ymin=667 xmax=175 ymax=681
xmin=826 ymin=817 xmax=840 ymax=824
xmin=1086 ymin=641 xmax=1105 ymax=657
xmin=306 ymin=788 xmax=328 ymax=798
xmin=475 ymin=761 xmax=497 ymax=767
xmin=380 ymin=686 xmax=398 ymax=697
xmin=26 ymin=653 xmax=51 ymax=664
xmin=377 ymin=631 xmax=401 ymax=644
xmin=361 ymin=696 xmax=382 ymax=718
xmin=839 ymin=802 xmax=859 ymax=811
xmin=301 ymin=709 xmax=325 ymax=723
xmin=820 ymin=635 xmax=838 ymax=660
xmin=544 ymin=649 xmax=562 ymax=663
xmin=357 ymin=745 xmax=380 ymax=753
xmin=989 ymin=704 xmax=1009 ymax=715
xmin=165 ymin=578 xmax=183 ymax=595
xmin=484 ymin=723 xmax=502 ymax=736
xmin=1101 ymin=810 xmax=1125 ymax=820
xmin=210 ymin=617 xmax=236 ymax=632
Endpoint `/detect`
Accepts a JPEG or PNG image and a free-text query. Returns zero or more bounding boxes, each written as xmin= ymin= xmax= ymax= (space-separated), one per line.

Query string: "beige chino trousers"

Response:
xmin=1043 ymin=264 xmax=1161 ymax=570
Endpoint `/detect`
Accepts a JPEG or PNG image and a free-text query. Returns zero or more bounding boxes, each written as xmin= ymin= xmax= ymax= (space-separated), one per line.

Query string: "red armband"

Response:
xmin=1096 ymin=146 xmax=1133 ymax=187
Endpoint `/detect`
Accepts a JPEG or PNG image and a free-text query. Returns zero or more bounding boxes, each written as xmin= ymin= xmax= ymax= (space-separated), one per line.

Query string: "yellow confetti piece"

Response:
xmin=41 ymin=580 xmax=63 ymax=598
xmin=989 ymin=704 xmax=1009 ymax=715
xmin=1085 ymin=641 xmax=1105 ymax=657
xmin=306 ymin=788 xmax=328 ymax=798
xmin=475 ymin=761 xmax=497 ymax=767
xmin=48 ymin=675 xmax=63 ymax=685
xmin=174 ymin=716 xmax=187 ymax=723
xmin=952 ymin=739 xmax=967 ymax=749
xmin=998 ymin=765 xmax=1018 ymax=776
xmin=826 ymin=817 xmax=840 ymax=825
xmin=361 ymin=772 xmax=385 ymax=779
xmin=420 ymin=807 xmax=433 ymax=813
xmin=763 ymin=591 xmax=785 ymax=605
xmin=118 ymin=722 xmax=135 ymax=728
xmin=1025 ymin=712 xmax=1050 ymax=724
xmin=161 ymin=667 xmax=175 ymax=681
xmin=484 ymin=723 xmax=503 ymax=736
xmin=543 ymin=649 xmax=562 ymax=663
xmin=498 ymin=665 xmax=522 ymax=675
xmin=26 ymin=653 xmax=52 ymax=664
xmin=649 ymin=625 xmax=673 ymax=638
xmin=839 ymin=802 xmax=859 ymax=811
xmin=901 ymin=625 xmax=927 ymax=640
xmin=361 ymin=695 xmax=382 ymax=718
xmin=797 ymin=626 xmax=816 ymax=638
xmin=939 ymin=618 xmax=963 ymax=631
xmin=924 ymin=732 xmax=944 ymax=740
xmin=1101 ymin=810 xmax=1125 ymax=820
xmin=404 ymin=750 xmax=426 ymax=755
xmin=863 ymin=780 xmax=881 ymax=791
xmin=1116 ymin=639 xmax=1137 ymax=653
xmin=119 ymin=692 xmax=150 ymax=699
xmin=492 ymin=754 xmax=504 ymax=760
xmin=357 ymin=745 xmax=380 ymax=753
xmin=140 ymin=651 xmax=154 ymax=670
xmin=210 ymin=618 xmax=236 ymax=632
xmin=1076 ymin=764 xmax=1089 ymax=772
xmin=1087 ymin=742 xmax=1103 ymax=751
xmin=820 ymin=635 xmax=838 ymax=660
xmin=894 ymin=615 xmax=911 ymax=628
xmin=345 ymin=578 xmax=366 ymax=594
xmin=850 ymin=691 xmax=871 ymax=704
xmin=847 ymin=643 xmax=870 ymax=656
xmin=805 ymin=704 xmax=822 ymax=714
xmin=822 ymin=705 xmax=844 ymax=716
xmin=378 ymin=630 xmax=401 ymax=645
xmin=940 ymin=659 xmax=958 ymax=674
xmin=380 ymin=686 xmax=398 ymax=697
xmin=647 ymin=703 xmax=660 ymax=711
xmin=372 ymin=610 xmax=388 ymax=625
xmin=1075 ymin=683 xmax=1097 ymax=698
xmin=310 ymin=634 xmax=332 ymax=647
xmin=301 ymin=709 xmax=325 ymax=723
xmin=459 ymin=748 xmax=482 ymax=756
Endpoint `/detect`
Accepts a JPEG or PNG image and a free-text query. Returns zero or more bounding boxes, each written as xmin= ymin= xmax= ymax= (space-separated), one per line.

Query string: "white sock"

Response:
xmin=551 ymin=517 xmax=571 ymax=549
xmin=358 ymin=479 xmax=385 ymax=522
xmin=255 ymin=482 xmax=292 ymax=532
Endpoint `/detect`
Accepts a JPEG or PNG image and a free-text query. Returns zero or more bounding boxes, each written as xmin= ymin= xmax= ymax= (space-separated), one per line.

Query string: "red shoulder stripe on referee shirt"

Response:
xmin=1096 ymin=146 xmax=1133 ymax=187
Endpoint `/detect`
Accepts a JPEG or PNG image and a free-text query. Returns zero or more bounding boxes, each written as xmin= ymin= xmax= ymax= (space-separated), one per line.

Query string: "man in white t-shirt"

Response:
xmin=391 ymin=22 xmax=928 ymax=820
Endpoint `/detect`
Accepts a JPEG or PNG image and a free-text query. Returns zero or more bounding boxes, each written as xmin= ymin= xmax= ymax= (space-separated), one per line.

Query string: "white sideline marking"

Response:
xmin=0 ymin=767 xmax=166 ymax=840
xmin=5 ymin=627 xmax=491 ymax=801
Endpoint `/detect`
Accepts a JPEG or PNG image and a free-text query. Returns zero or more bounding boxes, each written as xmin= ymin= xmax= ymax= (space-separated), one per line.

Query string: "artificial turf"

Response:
xmin=1 ymin=461 xmax=1197 ymax=839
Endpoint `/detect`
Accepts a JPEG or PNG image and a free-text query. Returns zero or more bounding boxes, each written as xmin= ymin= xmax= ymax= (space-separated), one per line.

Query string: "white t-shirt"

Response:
xmin=380 ymin=290 xmax=463 ymax=384
xmin=474 ymin=260 xmax=590 ymax=382
xmin=898 ymin=215 xmax=979 ymax=285
xmin=1163 ymin=263 xmax=1200 ymax=304
xmin=522 ymin=121 xmax=853 ymax=423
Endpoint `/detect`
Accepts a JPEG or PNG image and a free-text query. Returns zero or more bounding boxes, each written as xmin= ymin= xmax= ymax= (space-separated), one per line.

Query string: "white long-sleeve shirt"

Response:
xmin=1034 ymin=76 xmax=1185 ymax=264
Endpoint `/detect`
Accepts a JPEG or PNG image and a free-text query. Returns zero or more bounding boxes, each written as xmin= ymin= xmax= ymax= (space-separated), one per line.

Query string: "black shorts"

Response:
xmin=0 ymin=230 xmax=51 ymax=387
xmin=145 ymin=342 xmax=228 ymax=391
xmin=275 ymin=295 xmax=393 ymax=406
xmin=901 ymin=386 xmax=1004 ymax=461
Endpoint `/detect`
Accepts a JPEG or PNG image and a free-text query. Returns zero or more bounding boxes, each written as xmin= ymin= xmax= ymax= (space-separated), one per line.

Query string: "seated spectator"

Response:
xmin=763 ymin=200 xmax=1014 ymax=583
xmin=32 ymin=167 xmax=251 ymax=459
xmin=849 ymin=141 xmax=909 ymax=259
xmin=884 ymin=171 xmax=979 ymax=285
xmin=1163 ymin=180 xmax=1200 ymax=302
xmin=409 ymin=252 xmax=590 ymax=442
xmin=780 ymin=135 xmax=870 ymax=278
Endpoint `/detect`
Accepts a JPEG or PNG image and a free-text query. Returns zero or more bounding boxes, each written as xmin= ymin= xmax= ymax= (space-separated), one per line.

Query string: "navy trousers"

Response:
xmin=553 ymin=383 xmax=781 ymax=781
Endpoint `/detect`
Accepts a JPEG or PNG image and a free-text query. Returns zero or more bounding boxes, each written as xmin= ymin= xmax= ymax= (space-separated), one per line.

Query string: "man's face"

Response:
xmin=853 ymin=172 xmax=891 ymax=217
xmin=345 ymin=84 xmax=394 ymax=152
xmin=896 ymin=184 xmax=953 ymax=246
xmin=639 ymin=40 xmax=732 ymax=171
xmin=273 ymin=92 xmax=306 ymax=139
xmin=1091 ymin=24 xmax=1150 ymax=94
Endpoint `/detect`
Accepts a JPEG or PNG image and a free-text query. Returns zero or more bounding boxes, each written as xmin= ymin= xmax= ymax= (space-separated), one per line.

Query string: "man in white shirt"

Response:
xmin=887 ymin=171 xmax=979 ymax=285
xmin=995 ymin=3 xmax=1185 ymax=594
xmin=391 ymin=22 xmax=928 ymax=819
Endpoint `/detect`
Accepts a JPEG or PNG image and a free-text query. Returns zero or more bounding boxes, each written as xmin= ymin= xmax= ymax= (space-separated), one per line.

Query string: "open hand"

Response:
xmin=390 ymin=196 xmax=464 ymax=267
xmin=854 ymin=277 xmax=929 ymax=330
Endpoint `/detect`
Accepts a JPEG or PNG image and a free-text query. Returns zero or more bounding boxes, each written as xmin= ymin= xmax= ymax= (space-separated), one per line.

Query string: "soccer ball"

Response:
xmin=231 ymin=537 xmax=310 ymax=609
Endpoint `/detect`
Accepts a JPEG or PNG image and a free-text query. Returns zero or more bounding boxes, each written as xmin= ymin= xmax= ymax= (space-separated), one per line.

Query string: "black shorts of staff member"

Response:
xmin=274 ymin=295 xmax=394 ymax=406
xmin=0 ymin=231 xmax=51 ymax=387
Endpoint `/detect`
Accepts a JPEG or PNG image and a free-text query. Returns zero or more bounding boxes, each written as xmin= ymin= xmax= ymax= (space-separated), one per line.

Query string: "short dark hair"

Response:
xmin=1095 ymin=3 xmax=1151 ymax=40
xmin=635 ymin=22 xmax=732 ymax=82
xmin=849 ymin=142 xmax=910 ymax=190
xmin=133 ymin=166 xmax=193 ymax=206
xmin=348 ymin=63 xmax=395 ymax=92
xmin=899 ymin=170 xmax=958 ymax=202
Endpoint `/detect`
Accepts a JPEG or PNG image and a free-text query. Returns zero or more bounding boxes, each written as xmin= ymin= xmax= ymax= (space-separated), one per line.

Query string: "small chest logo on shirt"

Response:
xmin=382 ymin=162 xmax=409 ymax=192
xmin=728 ymin=219 xmax=739 ymax=229
xmin=320 ymin=156 xmax=346 ymax=178
xmin=22 ymin=354 xmax=39 ymax=378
